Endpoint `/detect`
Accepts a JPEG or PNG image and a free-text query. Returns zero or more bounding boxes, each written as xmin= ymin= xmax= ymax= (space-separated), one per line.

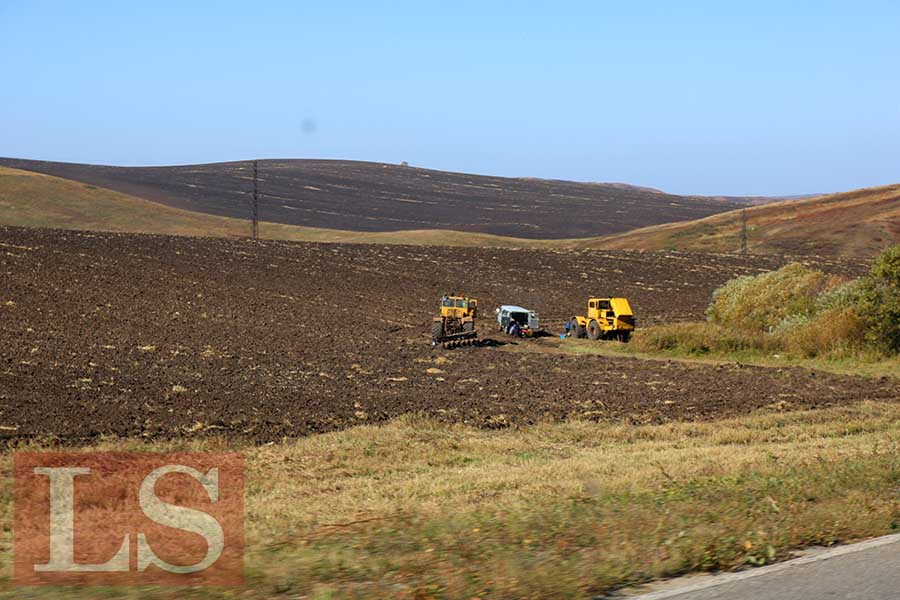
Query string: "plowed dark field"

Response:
xmin=0 ymin=226 xmax=888 ymax=443
xmin=0 ymin=158 xmax=740 ymax=239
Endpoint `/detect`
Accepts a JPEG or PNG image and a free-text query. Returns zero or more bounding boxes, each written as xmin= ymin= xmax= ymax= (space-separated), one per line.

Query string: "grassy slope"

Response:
xmin=514 ymin=336 xmax=900 ymax=380
xmin=0 ymin=166 xmax=565 ymax=248
xmin=586 ymin=184 xmax=900 ymax=257
xmin=0 ymin=166 xmax=267 ymax=239
xmin=2 ymin=405 xmax=900 ymax=598
xmin=4 ymin=165 xmax=899 ymax=256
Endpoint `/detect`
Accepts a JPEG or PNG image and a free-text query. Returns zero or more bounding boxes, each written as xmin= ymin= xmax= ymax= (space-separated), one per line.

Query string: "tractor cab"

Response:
xmin=440 ymin=295 xmax=477 ymax=319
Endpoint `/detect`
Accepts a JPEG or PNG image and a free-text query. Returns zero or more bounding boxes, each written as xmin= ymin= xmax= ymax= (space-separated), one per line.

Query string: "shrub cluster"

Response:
xmin=639 ymin=245 xmax=900 ymax=359
xmin=706 ymin=263 xmax=835 ymax=334
xmin=857 ymin=245 xmax=900 ymax=354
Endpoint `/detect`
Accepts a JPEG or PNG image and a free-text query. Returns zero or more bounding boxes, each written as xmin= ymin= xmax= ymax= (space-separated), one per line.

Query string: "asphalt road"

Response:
xmin=620 ymin=535 xmax=900 ymax=600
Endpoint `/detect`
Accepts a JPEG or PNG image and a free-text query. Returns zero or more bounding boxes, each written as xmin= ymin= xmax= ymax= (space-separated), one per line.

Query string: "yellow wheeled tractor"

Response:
xmin=432 ymin=294 xmax=478 ymax=346
xmin=570 ymin=297 xmax=635 ymax=342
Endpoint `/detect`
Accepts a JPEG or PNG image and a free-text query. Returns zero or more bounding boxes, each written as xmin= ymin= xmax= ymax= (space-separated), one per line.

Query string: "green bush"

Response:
xmin=707 ymin=263 xmax=832 ymax=334
xmin=857 ymin=245 xmax=900 ymax=354
xmin=815 ymin=279 xmax=864 ymax=312
xmin=698 ymin=263 xmax=868 ymax=359
xmin=643 ymin=247 xmax=900 ymax=360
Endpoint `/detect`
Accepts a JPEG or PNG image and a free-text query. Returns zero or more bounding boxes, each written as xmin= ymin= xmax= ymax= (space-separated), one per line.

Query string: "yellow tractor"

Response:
xmin=432 ymin=294 xmax=478 ymax=344
xmin=570 ymin=297 xmax=635 ymax=342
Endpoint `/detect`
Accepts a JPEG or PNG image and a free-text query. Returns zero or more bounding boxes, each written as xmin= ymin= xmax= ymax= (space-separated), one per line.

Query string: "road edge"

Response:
xmin=621 ymin=533 xmax=900 ymax=599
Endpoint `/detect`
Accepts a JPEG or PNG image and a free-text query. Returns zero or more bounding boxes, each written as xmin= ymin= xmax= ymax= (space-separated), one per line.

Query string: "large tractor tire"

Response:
xmin=588 ymin=319 xmax=602 ymax=341
xmin=570 ymin=318 xmax=584 ymax=339
xmin=431 ymin=321 xmax=444 ymax=342
xmin=619 ymin=331 xmax=632 ymax=343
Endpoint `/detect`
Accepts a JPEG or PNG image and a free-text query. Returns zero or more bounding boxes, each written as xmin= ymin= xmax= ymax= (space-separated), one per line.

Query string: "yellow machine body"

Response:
xmin=571 ymin=297 xmax=635 ymax=342
xmin=432 ymin=295 xmax=478 ymax=343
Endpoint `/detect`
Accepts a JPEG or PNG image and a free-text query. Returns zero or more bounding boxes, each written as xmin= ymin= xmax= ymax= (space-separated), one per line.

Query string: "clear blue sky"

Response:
xmin=2 ymin=1 xmax=899 ymax=195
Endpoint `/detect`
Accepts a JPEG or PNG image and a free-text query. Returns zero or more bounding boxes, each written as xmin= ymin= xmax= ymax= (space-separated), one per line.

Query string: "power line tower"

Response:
xmin=251 ymin=160 xmax=259 ymax=240
xmin=740 ymin=208 xmax=748 ymax=254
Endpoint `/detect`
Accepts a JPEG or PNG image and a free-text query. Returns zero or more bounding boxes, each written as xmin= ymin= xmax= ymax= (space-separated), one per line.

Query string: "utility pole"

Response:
xmin=740 ymin=208 xmax=748 ymax=254
xmin=251 ymin=160 xmax=259 ymax=240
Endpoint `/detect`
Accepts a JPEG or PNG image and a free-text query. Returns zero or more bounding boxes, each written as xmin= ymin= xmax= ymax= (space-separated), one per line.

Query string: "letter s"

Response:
xmin=136 ymin=465 xmax=225 ymax=574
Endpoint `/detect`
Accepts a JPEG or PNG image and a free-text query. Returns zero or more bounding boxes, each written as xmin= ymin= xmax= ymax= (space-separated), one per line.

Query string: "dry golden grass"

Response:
xmin=587 ymin=184 xmax=900 ymax=256
xmin=506 ymin=332 xmax=900 ymax=380
xmin=3 ymin=403 xmax=900 ymax=598
xmin=551 ymin=326 xmax=900 ymax=380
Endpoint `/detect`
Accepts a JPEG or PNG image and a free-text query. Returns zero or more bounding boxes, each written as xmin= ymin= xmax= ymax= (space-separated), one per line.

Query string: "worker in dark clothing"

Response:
xmin=509 ymin=320 xmax=522 ymax=337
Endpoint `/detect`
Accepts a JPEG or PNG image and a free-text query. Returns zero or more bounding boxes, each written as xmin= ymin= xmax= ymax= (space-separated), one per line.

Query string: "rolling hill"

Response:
xmin=0 ymin=157 xmax=741 ymax=239
xmin=2 ymin=160 xmax=897 ymax=257
xmin=586 ymin=184 xmax=900 ymax=257
xmin=0 ymin=166 xmax=574 ymax=247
